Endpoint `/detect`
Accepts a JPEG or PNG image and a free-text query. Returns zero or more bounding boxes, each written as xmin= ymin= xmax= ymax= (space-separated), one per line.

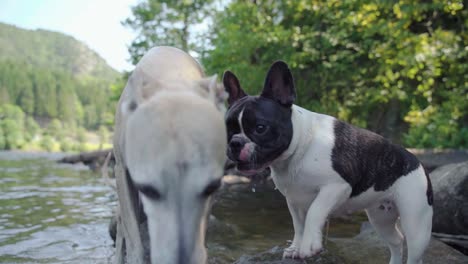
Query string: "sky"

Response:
xmin=0 ymin=0 xmax=139 ymax=72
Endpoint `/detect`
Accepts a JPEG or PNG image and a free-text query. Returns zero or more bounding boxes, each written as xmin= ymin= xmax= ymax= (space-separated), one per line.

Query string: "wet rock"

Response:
xmin=235 ymin=227 xmax=468 ymax=264
xmin=430 ymin=161 xmax=468 ymax=236
xmin=410 ymin=149 xmax=468 ymax=172
xmin=207 ymin=215 xmax=240 ymax=238
xmin=333 ymin=226 xmax=468 ymax=264
xmin=234 ymin=244 xmax=346 ymax=264
xmin=430 ymin=161 xmax=468 ymax=253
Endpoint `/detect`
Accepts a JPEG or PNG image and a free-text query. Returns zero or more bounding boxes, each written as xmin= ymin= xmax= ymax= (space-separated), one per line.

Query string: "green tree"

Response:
xmin=0 ymin=22 xmax=120 ymax=141
xmin=123 ymin=0 xmax=215 ymax=64
xmin=76 ymin=127 xmax=88 ymax=152
xmin=47 ymin=119 xmax=64 ymax=141
xmin=201 ymin=0 xmax=467 ymax=147
xmin=0 ymin=104 xmax=26 ymax=149
xmin=1 ymin=120 xmax=24 ymax=149
xmin=24 ymin=116 xmax=41 ymax=142
xmin=18 ymin=81 xmax=35 ymax=115
xmin=98 ymin=125 xmax=110 ymax=150
xmin=39 ymin=135 xmax=55 ymax=152
xmin=0 ymin=126 xmax=5 ymax=149
xmin=122 ymin=0 xmax=466 ymax=148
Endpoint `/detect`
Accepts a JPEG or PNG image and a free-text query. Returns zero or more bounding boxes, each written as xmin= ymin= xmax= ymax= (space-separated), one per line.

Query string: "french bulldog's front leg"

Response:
xmin=283 ymin=199 xmax=305 ymax=259
xmin=299 ymin=183 xmax=351 ymax=259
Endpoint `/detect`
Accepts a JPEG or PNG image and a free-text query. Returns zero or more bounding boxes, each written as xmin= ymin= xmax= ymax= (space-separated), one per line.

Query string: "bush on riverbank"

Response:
xmin=0 ymin=104 xmax=111 ymax=152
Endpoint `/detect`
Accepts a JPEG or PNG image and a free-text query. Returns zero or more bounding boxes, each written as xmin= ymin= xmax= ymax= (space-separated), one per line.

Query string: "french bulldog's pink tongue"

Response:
xmin=239 ymin=146 xmax=250 ymax=161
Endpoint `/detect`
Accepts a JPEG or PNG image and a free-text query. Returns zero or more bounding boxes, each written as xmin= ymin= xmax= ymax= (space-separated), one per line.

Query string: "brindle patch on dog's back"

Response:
xmin=331 ymin=120 xmax=420 ymax=197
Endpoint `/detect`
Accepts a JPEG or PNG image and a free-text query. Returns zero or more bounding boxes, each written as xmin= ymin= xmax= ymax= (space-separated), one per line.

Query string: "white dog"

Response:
xmin=113 ymin=46 xmax=227 ymax=264
xmin=223 ymin=61 xmax=433 ymax=264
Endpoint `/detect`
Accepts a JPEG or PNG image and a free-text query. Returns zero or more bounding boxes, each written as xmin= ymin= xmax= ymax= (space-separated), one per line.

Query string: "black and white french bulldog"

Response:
xmin=223 ymin=61 xmax=433 ymax=264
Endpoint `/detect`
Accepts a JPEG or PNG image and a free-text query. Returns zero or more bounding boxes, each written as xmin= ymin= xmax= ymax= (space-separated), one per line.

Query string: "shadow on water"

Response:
xmin=0 ymin=152 xmax=366 ymax=263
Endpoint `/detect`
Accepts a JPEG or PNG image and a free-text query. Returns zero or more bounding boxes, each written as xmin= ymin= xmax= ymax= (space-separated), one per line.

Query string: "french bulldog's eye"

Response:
xmin=136 ymin=184 xmax=161 ymax=200
xmin=202 ymin=179 xmax=222 ymax=197
xmin=255 ymin=124 xmax=268 ymax=134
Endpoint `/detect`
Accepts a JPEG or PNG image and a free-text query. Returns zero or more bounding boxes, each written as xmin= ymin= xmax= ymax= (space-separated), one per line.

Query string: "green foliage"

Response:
xmin=123 ymin=0 xmax=215 ymax=64
xmin=59 ymin=138 xmax=74 ymax=152
xmin=39 ymin=135 xmax=55 ymax=152
xmin=1 ymin=120 xmax=24 ymax=149
xmin=196 ymin=0 xmax=467 ymax=147
xmin=46 ymin=119 xmax=64 ymax=140
xmin=0 ymin=60 xmax=118 ymax=130
xmin=98 ymin=125 xmax=110 ymax=150
xmin=126 ymin=0 xmax=466 ymax=147
xmin=24 ymin=116 xmax=41 ymax=142
xmin=0 ymin=104 xmax=26 ymax=149
xmin=76 ymin=127 xmax=87 ymax=145
xmin=0 ymin=22 xmax=121 ymax=152
xmin=0 ymin=23 xmax=126 ymax=151
xmin=0 ymin=127 xmax=5 ymax=149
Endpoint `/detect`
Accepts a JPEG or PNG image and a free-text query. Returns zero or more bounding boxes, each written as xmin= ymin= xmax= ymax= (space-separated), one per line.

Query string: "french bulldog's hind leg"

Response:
xmin=394 ymin=169 xmax=433 ymax=264
xmin=283 ymin=199 xmax=306 ymax=259
xmin=366 ymin=202 xmax=403 ymax=264
xmin=299 ymin=183 xmax=351 ymax=259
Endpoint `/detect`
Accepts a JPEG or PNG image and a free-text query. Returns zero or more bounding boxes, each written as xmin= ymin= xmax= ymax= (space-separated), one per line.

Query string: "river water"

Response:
xmin=0 ymin=151 xmax=365 ymax=263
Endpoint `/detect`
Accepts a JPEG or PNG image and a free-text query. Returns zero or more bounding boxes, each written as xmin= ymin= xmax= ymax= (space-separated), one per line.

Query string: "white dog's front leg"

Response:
xmin=299 ymin=183 xmax=351 ymax=259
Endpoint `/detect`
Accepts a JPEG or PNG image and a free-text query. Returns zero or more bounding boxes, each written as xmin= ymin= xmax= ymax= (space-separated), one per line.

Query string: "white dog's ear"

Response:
xmin=198 ymin=74 xmax=228 ymax=110
xmin=120 ymin=70 xmax=148 ymax=116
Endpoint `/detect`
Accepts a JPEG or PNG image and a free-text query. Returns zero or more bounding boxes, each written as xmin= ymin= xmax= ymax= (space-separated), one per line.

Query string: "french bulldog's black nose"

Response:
xmin=229 ymin=137 xmax=243 ymax=151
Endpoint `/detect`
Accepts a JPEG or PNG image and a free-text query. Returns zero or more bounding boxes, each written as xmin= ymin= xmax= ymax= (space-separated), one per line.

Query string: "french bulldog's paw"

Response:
xmin=298 ymin=243 xmax=323 ymax=259
xmin=282 ymin=245 xmax=300 ymax=259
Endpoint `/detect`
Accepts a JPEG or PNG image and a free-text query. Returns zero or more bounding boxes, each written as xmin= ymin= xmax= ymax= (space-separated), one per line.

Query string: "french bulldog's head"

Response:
xmin=223 ymin=61 xmax=296 ymax=175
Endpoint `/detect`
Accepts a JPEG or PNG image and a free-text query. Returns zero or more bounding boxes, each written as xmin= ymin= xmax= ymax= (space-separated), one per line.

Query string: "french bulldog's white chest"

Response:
xmin=270 ymin=166 xmax=320 ymax=207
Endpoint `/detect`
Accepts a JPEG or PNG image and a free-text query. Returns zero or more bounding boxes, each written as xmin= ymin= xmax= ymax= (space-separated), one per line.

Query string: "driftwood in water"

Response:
xmin=58 ymin=149 xmax=114 ymax=170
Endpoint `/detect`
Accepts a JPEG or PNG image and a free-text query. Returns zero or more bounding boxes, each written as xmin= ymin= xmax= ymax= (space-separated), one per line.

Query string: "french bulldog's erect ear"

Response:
xmin=223 ymin=70 xmax=247 ymax=106
xmin=261 ymin=61 xmax=296 ymax=107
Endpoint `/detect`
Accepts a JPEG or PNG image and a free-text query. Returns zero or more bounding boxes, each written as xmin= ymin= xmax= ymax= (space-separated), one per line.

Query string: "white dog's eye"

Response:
xmin=136 ymin=184 xmax=161 ymax=200
xmin=202 ymin=179 xmax=222 ymax=197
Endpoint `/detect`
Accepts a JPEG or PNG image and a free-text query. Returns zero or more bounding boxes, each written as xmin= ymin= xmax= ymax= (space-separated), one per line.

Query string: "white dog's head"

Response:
xmin=124 ymin=90 xmax=226 ymax=264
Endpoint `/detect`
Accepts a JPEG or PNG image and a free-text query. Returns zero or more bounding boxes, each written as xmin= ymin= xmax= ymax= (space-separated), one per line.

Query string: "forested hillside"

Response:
xmin=0 ymin=23 xmax=120 ymax=151
xmin=0 ymin=23 xmax=117 ymax=81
